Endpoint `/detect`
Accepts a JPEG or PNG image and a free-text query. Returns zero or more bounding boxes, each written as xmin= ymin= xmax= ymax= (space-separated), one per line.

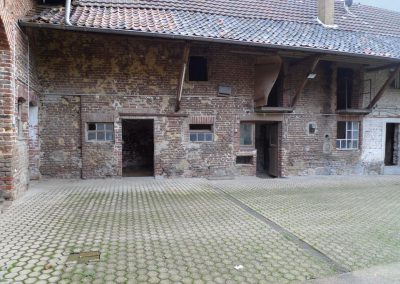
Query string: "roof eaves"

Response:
xmin=19 ymin=20 xmax=400 ymax=63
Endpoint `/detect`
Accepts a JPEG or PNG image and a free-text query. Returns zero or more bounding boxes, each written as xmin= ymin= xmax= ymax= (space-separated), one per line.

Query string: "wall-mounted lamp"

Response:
xmin=307 ymin=73 xmax=317 ymax=79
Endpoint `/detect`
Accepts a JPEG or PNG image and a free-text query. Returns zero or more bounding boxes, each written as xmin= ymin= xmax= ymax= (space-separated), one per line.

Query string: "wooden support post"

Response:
xmin=290 ymin=55 xmax=321 ymax=108
xmin=175 ymin=42 xmax=191 ymax=112
xmin=367 ymin=64 xmax=400 ymax=110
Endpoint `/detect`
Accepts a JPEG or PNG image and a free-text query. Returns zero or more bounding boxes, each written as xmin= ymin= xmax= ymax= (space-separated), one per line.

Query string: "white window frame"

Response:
xmin=189 ymin=124 xmax=213 ymax=142
xmin=87 ymin=122 xmax=114 ymax=142
xmin=336 ymin=121 xmax=359 ymax=150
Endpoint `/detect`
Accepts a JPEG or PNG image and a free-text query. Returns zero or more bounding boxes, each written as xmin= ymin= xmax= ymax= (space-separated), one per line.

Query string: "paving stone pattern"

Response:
xmin=0 ymin=178 xmax=334 ymax=284
xmin=215 ymin=175 xmax=400 ymax=272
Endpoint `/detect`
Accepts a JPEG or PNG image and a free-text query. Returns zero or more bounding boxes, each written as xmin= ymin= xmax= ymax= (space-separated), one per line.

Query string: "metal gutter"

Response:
xmin=18 ymin=21 xmax=400 ymax=63
xmin=64 ymin=0 xmax=72 ymax=26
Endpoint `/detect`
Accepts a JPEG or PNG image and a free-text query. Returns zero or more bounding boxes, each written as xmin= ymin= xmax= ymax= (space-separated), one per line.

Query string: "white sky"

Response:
xmin=356 ymin=0 xmax=400 ymax=12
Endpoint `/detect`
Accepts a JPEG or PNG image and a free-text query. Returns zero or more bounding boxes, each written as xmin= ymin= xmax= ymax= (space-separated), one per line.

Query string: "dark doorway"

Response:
xmin=385 ymin=123 xmax=397 ymax=166
xmin=255 ymin=122 xmax=279 ymax=177
xmin=337 ymin=68 xmax=354 ymax=109
xmin=122 ymin=119 xmax=154 ymax=177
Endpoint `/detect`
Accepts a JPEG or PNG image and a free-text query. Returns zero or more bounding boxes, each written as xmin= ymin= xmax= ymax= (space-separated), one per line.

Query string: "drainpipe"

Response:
xmin=65 ymin=0 xmax=72 ymax=26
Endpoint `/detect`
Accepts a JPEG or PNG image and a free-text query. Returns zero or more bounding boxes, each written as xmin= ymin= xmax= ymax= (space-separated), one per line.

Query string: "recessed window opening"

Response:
xmin=391 ymin=72 xmax=400 ymax=89
xmin=240 ymin=123 xmax=254 ymax=146
xmin=267 ymin=70 xmax=284 ymax=107
xmin=336 ymin=121 xmax=359 ymax=150
xmin=236 ymin=156 xmax=253 ymax=165
xmin=189 ymin=124 xmax=213 ymax=142
xmin=17 ymin=98 xmax=24 ymax=138
xmin=188 ymin=56 xmax=208 ymax=81
xmin=337 ymin=68 xmax=354 ymax=109
xmin=87 ymin=123 xmax=114 ymax=141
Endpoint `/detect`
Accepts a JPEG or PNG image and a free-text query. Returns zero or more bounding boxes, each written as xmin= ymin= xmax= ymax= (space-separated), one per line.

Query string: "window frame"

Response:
xmin=240 ymin=123 xmax=255 ymax=147
xmin=87 ymin=122 xmax=115 ymax=142
xmin=188 ymin=56 xmax=208 ymax=82
xmin=17 ymin=99 xmax=23 ymax=138
xmin=336 ymin=121 xmax=360 ymax=150
xmin=189 ymin=124 xmax=214 ymax=142
xmin=391 ymin=71 xmax=400 ymax=89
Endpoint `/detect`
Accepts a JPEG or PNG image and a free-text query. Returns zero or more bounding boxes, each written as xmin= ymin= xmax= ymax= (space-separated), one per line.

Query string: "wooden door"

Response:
xmin=268 ymin=123 xmax=279 ymax=177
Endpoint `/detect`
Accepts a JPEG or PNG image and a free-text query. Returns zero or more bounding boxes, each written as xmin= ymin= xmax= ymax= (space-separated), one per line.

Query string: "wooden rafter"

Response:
xmin=290 ymin=55 xmax=321 ymax=108
xmin=367 ymin=64 xmax=400 ymax=110
xmin=175 ymin=42 xmax=191 ymax=112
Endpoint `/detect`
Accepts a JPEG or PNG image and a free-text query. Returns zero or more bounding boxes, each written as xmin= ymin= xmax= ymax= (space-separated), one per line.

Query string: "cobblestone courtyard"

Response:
xmin=0 ymin=176 xmax=400 ymax=283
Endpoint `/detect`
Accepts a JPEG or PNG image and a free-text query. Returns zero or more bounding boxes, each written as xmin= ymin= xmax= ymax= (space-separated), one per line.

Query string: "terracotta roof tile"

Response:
xmin=20 ymin=0 xmax=400 ymax=60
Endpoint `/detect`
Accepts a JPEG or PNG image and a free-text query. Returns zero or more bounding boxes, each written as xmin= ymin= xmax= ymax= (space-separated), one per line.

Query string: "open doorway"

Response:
xmin=122 ymin=119 xmax=154 ymax=177
xmin=255 ymin=122 xmax=280 ymax=177
xmin=385 ymin=123 xmax=399 ymax=166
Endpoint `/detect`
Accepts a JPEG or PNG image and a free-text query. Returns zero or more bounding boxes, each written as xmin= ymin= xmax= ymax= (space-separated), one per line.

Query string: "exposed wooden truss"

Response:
xmin=367 ymin=64 xmax=400 ymax=110
xmin=175 ymin=42 xmax=191 ymax=112
xmin=290 ymin=55 xmax=321 ymax=108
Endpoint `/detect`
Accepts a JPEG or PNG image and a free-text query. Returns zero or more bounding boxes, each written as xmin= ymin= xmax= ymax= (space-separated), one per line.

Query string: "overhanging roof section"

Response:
xmin=19 ymin=1 xmax=400 ymax=61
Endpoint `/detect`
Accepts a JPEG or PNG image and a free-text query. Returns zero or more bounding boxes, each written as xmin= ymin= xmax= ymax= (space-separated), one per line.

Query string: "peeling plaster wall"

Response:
xmin=361 ymin=70 xmax=400 ymax=174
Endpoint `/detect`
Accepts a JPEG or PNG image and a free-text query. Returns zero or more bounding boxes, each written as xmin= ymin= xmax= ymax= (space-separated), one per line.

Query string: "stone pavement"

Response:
xmin=214 ymin=175 xmax=400 ymax=272
xmin=0 ymin=176 xmax=399 ymax=283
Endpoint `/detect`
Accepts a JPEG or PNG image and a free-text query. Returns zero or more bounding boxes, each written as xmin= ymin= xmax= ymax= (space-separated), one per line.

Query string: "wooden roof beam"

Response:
xmin=175 ymin=42 xmax=191 ymax=112
xmin=367 ymin=64 xmax=400 ymax=110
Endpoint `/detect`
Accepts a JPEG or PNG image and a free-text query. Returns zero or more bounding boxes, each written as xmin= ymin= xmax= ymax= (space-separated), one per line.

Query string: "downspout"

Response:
xmin=65 ymin=0 xmax=72 ymax=26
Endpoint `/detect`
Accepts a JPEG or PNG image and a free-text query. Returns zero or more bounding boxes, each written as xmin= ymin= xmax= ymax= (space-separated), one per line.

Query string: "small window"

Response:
xmin=17 ymin=99 xmax=24 ymax=138
xmin=189 ymin=56 xmax=208 ymax=81
xmin=236 ymin=156 xmax=253 ymax=165
xmin=336 ymin=121 xmax=359 ymax=150
xmin=189 ymin=124 xmax=213 ymax=142
xmin=308 ymin=122 xmax=317 ymax=135
xmin=87 ymin=123 xmax=114 ymax=141
xmin=391 ymin=72 xmax=400 ymax=89
xmin=240 ymin=123 xmax=254 ymax=146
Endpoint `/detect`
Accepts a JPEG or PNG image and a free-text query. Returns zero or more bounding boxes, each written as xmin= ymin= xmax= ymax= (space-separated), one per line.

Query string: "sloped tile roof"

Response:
xmin=20 ymin=0 xmax=400 ymax=61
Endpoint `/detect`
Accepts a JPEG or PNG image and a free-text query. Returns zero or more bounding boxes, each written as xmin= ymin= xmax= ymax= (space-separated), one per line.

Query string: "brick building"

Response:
xmin=1 ymin=0 xmax=400 ymax=199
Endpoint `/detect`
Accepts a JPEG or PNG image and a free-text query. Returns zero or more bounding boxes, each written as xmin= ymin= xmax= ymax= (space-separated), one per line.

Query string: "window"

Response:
xmin=87 ymin=123 xmax=114 ymax=141
xmin=188 ymin=56 xmax=208 ymax=81
xmin=337 ymin=68 xmax=354 ymax=109
xmin=236 ymin=156 xmax=253 ymax=165
xmin=189 ymin=124 xmax=213 ymax=142
xmin=336 ymin=121 xmax=359 ymax=150
xmin=240 ymin=123 xmax=254 ymax=146
xmin=391 ymin=71 xmax=400 ymax=89
xmin=17 ymin=99 xmax=24 ymax=138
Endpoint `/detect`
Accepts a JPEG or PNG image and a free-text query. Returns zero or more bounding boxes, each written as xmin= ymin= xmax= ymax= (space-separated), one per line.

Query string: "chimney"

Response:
xmin=318 ymin=0 xmax=334 ymax=25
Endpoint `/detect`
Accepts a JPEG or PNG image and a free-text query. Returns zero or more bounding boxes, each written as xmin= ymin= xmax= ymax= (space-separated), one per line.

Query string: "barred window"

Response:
xmin=336 ymin=121 xmax=359 ymax=150
xmin=87 ymin=123 xmax=114 ymax=141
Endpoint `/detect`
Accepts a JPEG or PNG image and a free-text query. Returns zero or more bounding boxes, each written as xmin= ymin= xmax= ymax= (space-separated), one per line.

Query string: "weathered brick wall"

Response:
xmin=32 ymin=29 xmax=256 ymax=178
xmin=40 ymin=95 xmax=81 ymax=178
xmin=31 ymin=28 xmax=396 ymax=179
xmin=0 ymin=0 xmax=39 ymax=199
xmin=281 ymin=61 xmax=363 ymax=176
